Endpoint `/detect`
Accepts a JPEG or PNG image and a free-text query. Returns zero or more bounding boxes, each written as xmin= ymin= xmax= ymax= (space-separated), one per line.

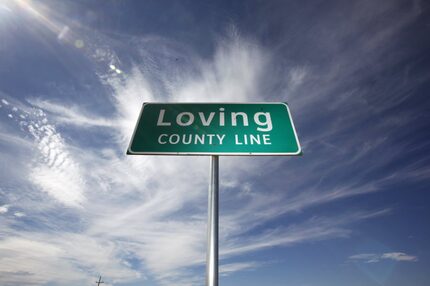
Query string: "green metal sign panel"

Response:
xmin=127 ymin=103 xmax=301 ymax=156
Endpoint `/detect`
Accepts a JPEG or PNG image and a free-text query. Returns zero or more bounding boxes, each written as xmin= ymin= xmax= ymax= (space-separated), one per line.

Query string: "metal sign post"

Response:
xmin=127 ymin=102 xmax=302 ymax=286
xmin=206 ymin=155 xmax=219 ymax=286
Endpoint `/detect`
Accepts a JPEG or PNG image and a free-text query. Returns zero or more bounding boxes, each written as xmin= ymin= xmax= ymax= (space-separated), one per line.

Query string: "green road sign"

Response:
xmin=127 ymin=103 xmax=301 ymax=156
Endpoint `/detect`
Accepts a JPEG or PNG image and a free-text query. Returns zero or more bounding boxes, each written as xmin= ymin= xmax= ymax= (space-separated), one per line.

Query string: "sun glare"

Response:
xmin=16 ymin=0 xmax=66 ymax=34
xmin=0 ymin=0 xmax=85 ymax=49
xmin=4 ymin=0 xmax=86 ymax=50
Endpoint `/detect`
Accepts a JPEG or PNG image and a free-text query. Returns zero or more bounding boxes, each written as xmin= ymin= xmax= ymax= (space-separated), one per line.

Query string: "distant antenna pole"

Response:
xmin=206 ymin=155 xmax=219 ymax=286
xmin=95 ymin=276 xmax=104 ymax=286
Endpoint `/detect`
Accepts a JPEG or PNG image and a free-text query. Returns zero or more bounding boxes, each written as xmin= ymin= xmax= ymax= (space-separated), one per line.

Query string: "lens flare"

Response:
xmin=10 ymin=0 xmax=85 ymax=50
xmin=74 ymin=39 xmax=84 ymax=49
xmin=14 ymin=0 xmax=63 ymax=34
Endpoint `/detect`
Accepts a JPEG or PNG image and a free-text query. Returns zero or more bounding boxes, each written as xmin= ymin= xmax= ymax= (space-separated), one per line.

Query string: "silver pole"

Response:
xmin=206 ymin=155 xmax=219 ymax=286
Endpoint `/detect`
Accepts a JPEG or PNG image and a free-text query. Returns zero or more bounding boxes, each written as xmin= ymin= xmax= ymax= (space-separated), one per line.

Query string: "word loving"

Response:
xmin=156 ymin=108 xmax=273 ymax=146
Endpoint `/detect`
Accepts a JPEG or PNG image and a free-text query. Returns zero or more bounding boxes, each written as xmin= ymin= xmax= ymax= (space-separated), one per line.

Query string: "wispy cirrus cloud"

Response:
xmin=381 ymin=252 xmax=418 ymax=262
xmin=0 ymin=0 xmax=428 ymax=285
xmin=28 ymin=99 xmax=115 ymax=128
xmin=220 ymin=261 xmax=262 ymax=276
xmin=349 ymin=252 xmax=418 ymax=263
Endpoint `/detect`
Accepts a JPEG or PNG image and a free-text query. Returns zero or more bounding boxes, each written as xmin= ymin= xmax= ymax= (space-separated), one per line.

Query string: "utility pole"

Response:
xmin=95 ymin=276 xmax=104 ymax=286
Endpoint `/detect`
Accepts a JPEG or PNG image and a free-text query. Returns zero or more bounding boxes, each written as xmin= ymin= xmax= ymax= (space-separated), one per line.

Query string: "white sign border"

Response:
xmin=127 ymin=102 xmax=302 ymax=156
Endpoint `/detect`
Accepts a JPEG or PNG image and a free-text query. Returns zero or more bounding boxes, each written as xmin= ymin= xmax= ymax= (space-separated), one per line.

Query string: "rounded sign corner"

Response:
xmin=280 ymin=102 xmax=291 ymax=110
xmin=293 ymin=146 xmax=303 ymax=156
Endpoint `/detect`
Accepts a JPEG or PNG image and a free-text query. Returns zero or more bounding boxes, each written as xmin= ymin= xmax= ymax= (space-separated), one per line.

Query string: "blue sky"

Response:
xmin=0 ymin=0 xmax=429 ymax=285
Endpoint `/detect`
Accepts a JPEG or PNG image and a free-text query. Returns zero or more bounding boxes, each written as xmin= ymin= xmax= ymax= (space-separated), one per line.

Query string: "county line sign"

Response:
xmin=127 ymin=102 xmax=301 ymax=156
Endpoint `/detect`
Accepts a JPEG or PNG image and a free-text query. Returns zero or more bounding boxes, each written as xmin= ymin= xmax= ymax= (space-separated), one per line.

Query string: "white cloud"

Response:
xmin=288 ymin=66 xmax=307 ymax=90
xmin=349 ymin=252 xmax=418 ymax=263
xmin=349 ymin=253 xmax=380 ymax=263
xmin=108 ymin=67 xmax=156 ymax=144
xmin=26 ymin=110 xmax=86 ymax=207
xmin=381 ymin=252 xmax=418 ymax=262
xmin=0 ymin=237 xmax=80 ymax=285
xmin=221 ymin=210 xmax=388 ymax=258
xmin=0 ymin=235 xmax=138 ymax=286
xmin=220 ymin=261 xmax=261 ymax=276
xmin=13 ymin=212 xmax=25 ymax=218
xmin=172 ymin=34 xmax=267 ymax=102
xmin=0 ymin=205 xmax=8 ymax=214
xmin=28 ymin=99 xmax=115 ymax=128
